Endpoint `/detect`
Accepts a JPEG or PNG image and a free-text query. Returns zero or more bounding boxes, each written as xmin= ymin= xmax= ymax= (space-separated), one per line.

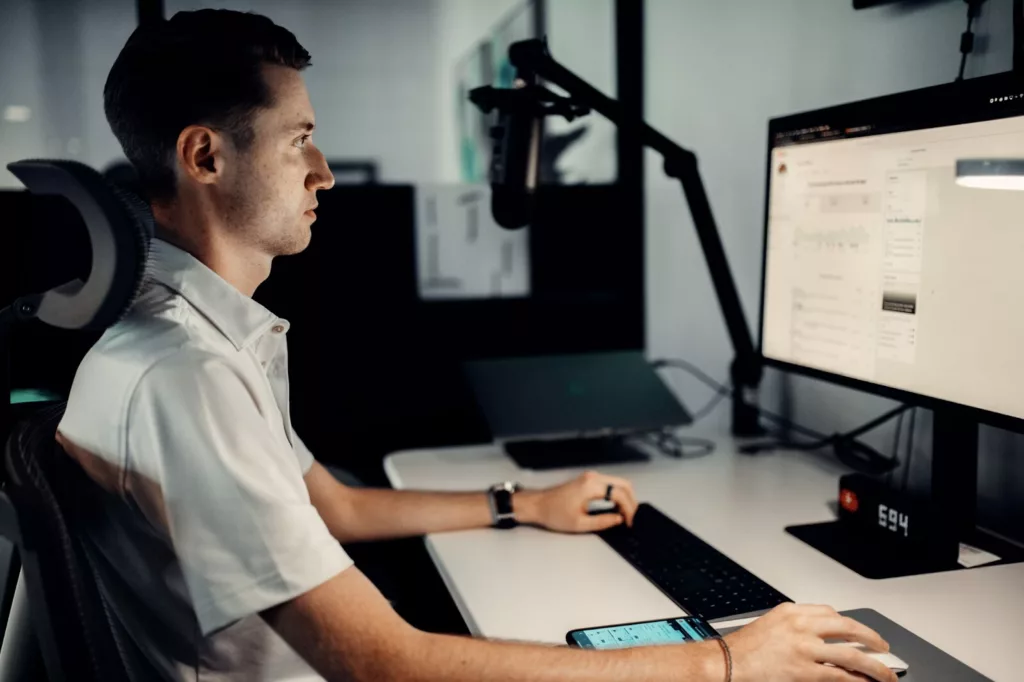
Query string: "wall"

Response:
xmin=0 ymin=0 xmax=136 ymax=188
xmin=643 ymin=0 xmax=1022 ymax=541
xmin=1 ymin=0 xmax=448 ymax=187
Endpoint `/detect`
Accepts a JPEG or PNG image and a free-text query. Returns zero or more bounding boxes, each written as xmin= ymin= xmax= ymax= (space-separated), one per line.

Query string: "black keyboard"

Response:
xmin=598 ymin=503 xmax=791 ymax=621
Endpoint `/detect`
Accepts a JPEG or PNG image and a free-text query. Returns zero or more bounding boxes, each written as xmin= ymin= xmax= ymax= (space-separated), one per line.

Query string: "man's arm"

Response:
xmin=262 ymin=566 xmax=897 ymax=682
xmin=261 ymin=565 xmax=723 ymax=682
xmin=304 ymin=462 xmax=639 ymax=543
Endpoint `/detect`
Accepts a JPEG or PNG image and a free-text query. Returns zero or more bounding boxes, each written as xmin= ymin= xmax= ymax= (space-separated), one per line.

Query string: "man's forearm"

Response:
xmin=328 ymin=486 xmax=544 ymax=543
xmin=266 ymin=566 xmax=728 ymax=682
xmin=388 ymin=630 xmax=725 ymax=682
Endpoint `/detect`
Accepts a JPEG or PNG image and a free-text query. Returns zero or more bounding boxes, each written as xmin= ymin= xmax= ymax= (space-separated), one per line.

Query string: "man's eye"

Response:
xmin=295 ymin=135 xmax=311 ymax=148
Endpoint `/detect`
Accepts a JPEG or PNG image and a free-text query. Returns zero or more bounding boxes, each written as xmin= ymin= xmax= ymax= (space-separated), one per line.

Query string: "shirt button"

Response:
xmin=261 ymin=361 xmax=268 ymax=368
xmin=271 ymin=324 xmax=285 ymax=334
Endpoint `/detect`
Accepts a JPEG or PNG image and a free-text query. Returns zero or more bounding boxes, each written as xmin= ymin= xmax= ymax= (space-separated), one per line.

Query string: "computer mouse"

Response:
xmin=866 ymin=650 xmax=909 ymax=675
xmin=586 ymin=499 xmax=618 ymax=515
xmin=831 ymin=643 xmax=909 ymax=677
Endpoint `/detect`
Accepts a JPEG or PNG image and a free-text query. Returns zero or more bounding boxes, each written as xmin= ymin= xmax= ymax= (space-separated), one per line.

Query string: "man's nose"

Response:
xmin=310 ymin=149 xmax=335 ymax=191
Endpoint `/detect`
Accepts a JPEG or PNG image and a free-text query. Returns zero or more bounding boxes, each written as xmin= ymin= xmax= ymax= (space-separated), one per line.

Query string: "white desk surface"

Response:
xmin=384 ymin=433 xmax=1024 ymax=681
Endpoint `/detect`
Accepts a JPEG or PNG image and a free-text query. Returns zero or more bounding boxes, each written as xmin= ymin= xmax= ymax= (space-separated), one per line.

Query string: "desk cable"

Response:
xmin=651 ymin=358 xmax=906 ymax=476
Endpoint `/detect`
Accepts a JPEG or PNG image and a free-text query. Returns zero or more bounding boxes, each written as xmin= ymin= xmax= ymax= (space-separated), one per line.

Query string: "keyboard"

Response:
xmin=503 ymin=436 xmax=649 ymax=470
xmin=598 ymin=503 xmax=791 ymax=621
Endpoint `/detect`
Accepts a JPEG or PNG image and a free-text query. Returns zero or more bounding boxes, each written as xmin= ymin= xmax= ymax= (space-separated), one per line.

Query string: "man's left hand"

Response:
xmin=516 ymin=470 xmax=639 ymax=533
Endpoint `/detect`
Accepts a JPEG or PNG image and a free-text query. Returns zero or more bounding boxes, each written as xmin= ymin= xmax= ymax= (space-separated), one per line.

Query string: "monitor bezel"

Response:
xmin=758 ymin=71 xmax=1024 ymax=435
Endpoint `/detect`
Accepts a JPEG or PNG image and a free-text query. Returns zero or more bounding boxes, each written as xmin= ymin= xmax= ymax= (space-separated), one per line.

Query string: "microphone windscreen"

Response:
xmin=491 ymin=185 xmax=534 ymax=230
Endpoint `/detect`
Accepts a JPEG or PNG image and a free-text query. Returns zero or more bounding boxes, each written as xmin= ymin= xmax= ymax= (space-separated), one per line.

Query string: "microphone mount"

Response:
xmin=469 ymin=38 xmax=764 ymax=437
xmin=469 ymin=81 xmax=590 ymax=123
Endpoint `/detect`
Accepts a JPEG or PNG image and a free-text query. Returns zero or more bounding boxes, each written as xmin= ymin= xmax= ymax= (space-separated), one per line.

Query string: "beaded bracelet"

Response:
xmin=715 ymin=637 xmax=733 ymax=682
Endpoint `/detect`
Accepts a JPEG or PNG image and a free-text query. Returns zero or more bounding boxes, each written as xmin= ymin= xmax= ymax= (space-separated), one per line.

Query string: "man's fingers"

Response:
xmin=799 ymin=604 xmax=841 ymax=617
xmin=813 ymin=616 xmax=890 ymax=654
xmin=821 ymin=669 xmax=873 ymax=682
xmin=608 ymin=477 xmax=638 ymax=516
xmin=815 ymin=644 xmax=898 ymax=682
xmin=581 ymin=473 xmax=639 ymax=515
xmin=608 ymin=486 xmax=638 ymax=527
xmin=579 ymin=513 xmax=625 ymax=533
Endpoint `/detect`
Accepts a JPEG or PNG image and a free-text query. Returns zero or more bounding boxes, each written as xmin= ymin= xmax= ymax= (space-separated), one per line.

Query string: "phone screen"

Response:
xmin=569 ymin=616 xmax=719 ymax=650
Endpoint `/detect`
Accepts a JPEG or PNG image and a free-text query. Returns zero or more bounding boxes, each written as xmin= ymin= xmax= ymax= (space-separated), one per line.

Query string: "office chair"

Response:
xmin=0 ymin=159 xmax=154 ymax=681
xmin=0 ymin=402 xmax=139 ymax=681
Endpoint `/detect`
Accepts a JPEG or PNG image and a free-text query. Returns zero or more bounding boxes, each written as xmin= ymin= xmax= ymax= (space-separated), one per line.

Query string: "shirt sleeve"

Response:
xmin=126 ymin=350 xmax=352 ymax=635
xmin=292 ymin=430 xmax=316 ymax=475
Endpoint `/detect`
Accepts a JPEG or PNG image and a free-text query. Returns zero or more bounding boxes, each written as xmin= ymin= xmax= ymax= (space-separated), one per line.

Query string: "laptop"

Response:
xmin=463 ymin=351 xmax=691 ymax=468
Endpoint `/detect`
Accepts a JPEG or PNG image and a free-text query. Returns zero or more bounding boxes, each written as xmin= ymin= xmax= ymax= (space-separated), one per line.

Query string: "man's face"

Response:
xmin=218 ymin=64 xmax=334 ymax=256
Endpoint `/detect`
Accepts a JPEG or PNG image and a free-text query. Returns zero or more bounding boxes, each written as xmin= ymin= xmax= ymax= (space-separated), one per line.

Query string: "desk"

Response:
xmin=385 ymin=432 xmax=1024 ymax=681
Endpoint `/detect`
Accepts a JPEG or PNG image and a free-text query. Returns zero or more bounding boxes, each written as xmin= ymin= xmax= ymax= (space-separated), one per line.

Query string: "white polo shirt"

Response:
xmin=58 ymin=238 xmax=351 ymax=681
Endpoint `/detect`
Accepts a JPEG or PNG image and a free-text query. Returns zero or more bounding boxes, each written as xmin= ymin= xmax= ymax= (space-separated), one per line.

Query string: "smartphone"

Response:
xmin=566 ymin=616 xmax=719 ymax=650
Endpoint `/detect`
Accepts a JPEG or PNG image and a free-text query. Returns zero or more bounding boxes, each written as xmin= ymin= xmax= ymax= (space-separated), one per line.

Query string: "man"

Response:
xmin=56 ymin=10 xmax=897 ymax=682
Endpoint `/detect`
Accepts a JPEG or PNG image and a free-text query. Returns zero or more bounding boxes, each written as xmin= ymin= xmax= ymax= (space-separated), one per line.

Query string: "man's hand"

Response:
xmin=517 ymin=470 xmax=639 ymax=533
xmin=726 ymin=603 xmax=898 ymax=682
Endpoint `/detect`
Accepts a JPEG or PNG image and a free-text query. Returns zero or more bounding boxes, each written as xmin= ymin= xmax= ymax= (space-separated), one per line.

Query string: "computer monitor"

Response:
xmin=759 ymin=72 xmax=1024 ymax=576
xmin=761 ymin=73 xmax=1024 ymax=430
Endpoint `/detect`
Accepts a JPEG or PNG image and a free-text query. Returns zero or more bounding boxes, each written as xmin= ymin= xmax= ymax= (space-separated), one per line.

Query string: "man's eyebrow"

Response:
xmin=289 ymin=121 xmax=315 ymax=133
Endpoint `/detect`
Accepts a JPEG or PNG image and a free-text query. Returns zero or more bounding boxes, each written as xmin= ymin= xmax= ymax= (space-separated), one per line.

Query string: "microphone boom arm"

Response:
xmin=472 ymin=39 xmax=764 ymax=436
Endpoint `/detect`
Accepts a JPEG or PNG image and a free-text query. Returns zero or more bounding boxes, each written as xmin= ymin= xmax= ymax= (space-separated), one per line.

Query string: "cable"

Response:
xmin=956 ymin=0 xmax=984 ymax=82
xmin=901 ymin=407 xmax=917 ymax=492
xmin=631 ymin=428 xmax=716 ymax=459
xmin=652 ymin=356 xmax=904 ymax=474
xmin=652 ymin=357 xmax=834 ymax=440
xmin=757 ymin=407 xmax=827 ymax=441
xmin=690 ymin=391 xmax=729 ymax=422
xmin=887 ymin=410 xmax=905 ymax=487
xmin=651 ymin=358 xmax=731 ymax=424
xmin=742 ymin=404 xmax=909 ymax=454
xmin=651 ymin=358 xmax=730 ymax=396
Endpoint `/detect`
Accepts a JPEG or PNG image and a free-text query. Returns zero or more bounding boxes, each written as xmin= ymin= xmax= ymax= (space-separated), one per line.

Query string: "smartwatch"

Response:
xmin=487 ymin=481 xmax=522 ymax=529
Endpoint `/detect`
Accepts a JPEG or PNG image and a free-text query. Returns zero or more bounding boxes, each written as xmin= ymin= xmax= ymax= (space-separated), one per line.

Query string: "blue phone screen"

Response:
xmin=571 ymin=617 xmax=719 ymax=649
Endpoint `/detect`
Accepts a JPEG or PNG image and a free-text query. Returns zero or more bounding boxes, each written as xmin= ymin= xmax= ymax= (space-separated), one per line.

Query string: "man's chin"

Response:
xmin=269 ymin=229 xmax=312 ymax=258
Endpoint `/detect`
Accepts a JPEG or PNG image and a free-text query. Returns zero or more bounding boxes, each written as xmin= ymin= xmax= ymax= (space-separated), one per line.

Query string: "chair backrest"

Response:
xmin=1 ymin=402 xmax=135 ymax=682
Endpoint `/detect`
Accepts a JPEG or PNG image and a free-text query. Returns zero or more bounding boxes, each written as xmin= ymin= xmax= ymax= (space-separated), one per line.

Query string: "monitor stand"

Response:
xmin=503 ymin=435 xmax=650 ymax=470
xmin=786 ymin=409 xmax=1024 ymax=579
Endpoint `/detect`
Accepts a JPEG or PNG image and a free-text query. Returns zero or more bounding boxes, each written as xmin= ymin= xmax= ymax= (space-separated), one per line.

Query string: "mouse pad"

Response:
xmin=719 ymin=609 xmax=990 ymax=682
xmin=841 ymin=609 xmax=991 ymax=681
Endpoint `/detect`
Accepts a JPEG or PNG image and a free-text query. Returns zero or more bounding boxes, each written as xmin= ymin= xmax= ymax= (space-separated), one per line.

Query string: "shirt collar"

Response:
xmin=146 ymin=238 xmax=288 ymax=351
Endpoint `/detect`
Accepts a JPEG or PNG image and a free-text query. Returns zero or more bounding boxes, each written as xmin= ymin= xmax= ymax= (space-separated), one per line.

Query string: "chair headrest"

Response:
xmin=6 ymin=160 xmax=153 ymax=331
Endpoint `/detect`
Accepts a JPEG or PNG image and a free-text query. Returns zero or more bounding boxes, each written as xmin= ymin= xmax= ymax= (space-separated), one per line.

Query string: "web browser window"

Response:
xmin=762 ymin=114 xmax=1024 ymax=420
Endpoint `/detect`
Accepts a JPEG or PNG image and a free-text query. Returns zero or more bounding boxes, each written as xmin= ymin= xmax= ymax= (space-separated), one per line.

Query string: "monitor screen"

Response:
xmin=761 ymin=77 xmax=1024 ymax=423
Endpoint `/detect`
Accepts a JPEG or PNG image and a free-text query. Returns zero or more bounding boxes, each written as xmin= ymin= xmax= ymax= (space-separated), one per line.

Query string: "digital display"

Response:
xmin=569 ymin=617 xmax=719 ymax=650
xmin=761 ymin=110 xmax=1024 ymax=421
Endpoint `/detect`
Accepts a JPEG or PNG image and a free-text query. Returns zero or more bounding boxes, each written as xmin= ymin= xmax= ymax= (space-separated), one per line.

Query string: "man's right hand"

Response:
xmin=725 ymin=603 xmax=898 ymax=682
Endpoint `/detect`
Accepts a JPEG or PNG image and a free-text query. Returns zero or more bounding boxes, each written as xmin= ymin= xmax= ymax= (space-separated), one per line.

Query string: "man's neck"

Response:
xmin=153 ymin=204 xmax=271 ymax=298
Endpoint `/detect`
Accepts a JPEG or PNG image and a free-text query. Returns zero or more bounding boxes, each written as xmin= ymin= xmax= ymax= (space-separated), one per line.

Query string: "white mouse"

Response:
xmin=586 ymin=499 xmax=618 ymax=515
xmin=831 ymin=643 xmax=909 ymax=676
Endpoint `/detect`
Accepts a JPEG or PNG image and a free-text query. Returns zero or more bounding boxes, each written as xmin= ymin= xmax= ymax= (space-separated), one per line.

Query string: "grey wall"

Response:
xmin=643 ymin=0 xmax=1022 ymax=542
xmin=1 ymin=0 xmax=448 ymax=187
xmin=0 ymin=0 xmax=136 ymax=187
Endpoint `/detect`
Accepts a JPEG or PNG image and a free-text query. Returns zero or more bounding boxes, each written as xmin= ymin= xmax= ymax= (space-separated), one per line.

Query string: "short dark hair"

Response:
xmin=104 ymin=10 xmax=311 ymax=201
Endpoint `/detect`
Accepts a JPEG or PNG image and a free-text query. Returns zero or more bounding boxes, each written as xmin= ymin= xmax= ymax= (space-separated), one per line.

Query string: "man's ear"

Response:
xmin=176 ymin=125 xmax=223 ymax=186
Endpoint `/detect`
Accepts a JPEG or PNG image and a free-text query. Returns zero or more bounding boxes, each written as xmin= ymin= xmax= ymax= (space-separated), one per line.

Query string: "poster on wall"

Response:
xmin=414 ymin=184 xmax=530 ymax=301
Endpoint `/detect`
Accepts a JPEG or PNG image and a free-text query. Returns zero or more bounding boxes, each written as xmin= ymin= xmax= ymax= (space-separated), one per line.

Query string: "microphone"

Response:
xmin=487 ymin=78 xmax=543 ymax=230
